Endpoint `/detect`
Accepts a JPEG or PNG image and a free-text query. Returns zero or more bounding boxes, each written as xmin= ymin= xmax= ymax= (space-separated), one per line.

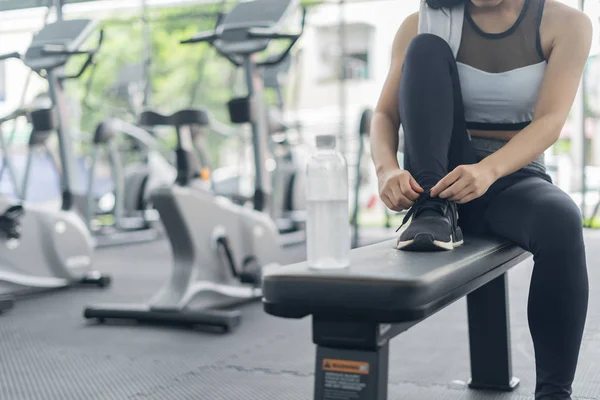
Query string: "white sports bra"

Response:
xmin=418 ymin=0 xmax=548 ymax=173
xmin=457 ymin=0 xmax=547 ymax=131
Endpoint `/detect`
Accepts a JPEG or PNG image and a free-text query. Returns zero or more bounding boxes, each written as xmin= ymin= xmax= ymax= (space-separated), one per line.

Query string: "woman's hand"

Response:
xmin=430 ymin=163 xmax=497 ymax=204
xmin=378 ymin=169 xmax=424 ymax=211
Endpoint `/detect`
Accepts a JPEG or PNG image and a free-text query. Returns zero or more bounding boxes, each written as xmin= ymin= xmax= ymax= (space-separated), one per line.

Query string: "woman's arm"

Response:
xmin=371 ymin=12 xmax=424 ymax=211
xmin=371 ymin=12 xmax=419 ymax=176
xmin=479 ymin=4 xmax=593 ymax=180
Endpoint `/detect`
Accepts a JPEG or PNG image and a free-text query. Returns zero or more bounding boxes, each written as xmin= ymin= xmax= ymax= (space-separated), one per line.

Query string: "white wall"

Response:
xmin=296 ymin=1 xmax=419 ymax=111
xmin=0 ymin=18 xmax=46 ymax=116
xmin=290 ymin=1 xmax=419 ymax=150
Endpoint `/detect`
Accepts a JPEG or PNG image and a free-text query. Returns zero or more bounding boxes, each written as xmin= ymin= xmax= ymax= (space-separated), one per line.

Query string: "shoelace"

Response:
xmin=396 ymin=193 xmax=456 ymax=232
xmin=0 ymin=205 xmax=24 ymax=240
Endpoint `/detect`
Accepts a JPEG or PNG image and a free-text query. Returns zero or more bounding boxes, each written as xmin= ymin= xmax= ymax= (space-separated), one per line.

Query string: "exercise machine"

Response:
xmin=0 ymin=106 xmax=28 ymax=201
xmin=202 ymin=52 xmax=308 ymax=217
xmin=189 ymin=58 xmax=308 ymax=212
xmin=0 ymin=19 xmax=110 ymax=299
xmin=180 ymin=0 xmax=307 ymax=235
xmin=262 ymin=53 xmax=309 ymax=233
xmin=263 ymin=237 xmax=529 ymax=399
xmin=351 ymin=108 xmax=374 ymax=247
xmin=5 ymin=90 xmax=173 ymax=246
xmin=74 ymin=49 xmax=176 ymax=247
xmin=148 ymin=109 xmax=251 ymax=206
xmin=84 ymin=0 xmax=306 ymax=332
xmin=82 ymin=118 xmax=175 ymax=247
xmin=84 ymin=108 xmax=282 ymax=332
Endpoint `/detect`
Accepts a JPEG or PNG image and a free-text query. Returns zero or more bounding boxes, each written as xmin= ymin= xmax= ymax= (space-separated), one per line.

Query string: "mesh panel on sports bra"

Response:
xmin=456 ymin=0 xmax=545 ymax=73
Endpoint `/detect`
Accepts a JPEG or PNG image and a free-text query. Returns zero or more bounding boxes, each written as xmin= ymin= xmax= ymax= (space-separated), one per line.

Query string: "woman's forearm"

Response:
xmin=371 ymin=112 xmax=401 ymax=175
xmin=479 ymin=115 xmax=563 ymax=179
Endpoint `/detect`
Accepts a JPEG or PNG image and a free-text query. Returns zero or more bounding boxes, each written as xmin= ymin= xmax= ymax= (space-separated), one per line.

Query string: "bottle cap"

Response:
xmin=315 ymin=134 xmax=336 ymax=149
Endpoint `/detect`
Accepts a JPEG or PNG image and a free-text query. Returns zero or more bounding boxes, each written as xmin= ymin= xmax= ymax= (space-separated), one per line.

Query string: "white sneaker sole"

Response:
xmin=396 ymin=216 xmax=463 ymax=251
xmin=396 ymin=235 xmax=464 ymax=251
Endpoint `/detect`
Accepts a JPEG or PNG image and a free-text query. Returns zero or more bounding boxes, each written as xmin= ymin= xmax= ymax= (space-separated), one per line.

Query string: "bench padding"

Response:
xmin=263 ymin=236 xmax=530 ymax=322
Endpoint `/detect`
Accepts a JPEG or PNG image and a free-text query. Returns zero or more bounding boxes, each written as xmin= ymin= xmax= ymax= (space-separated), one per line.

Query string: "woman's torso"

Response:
xmin=458 ymin=0 xmax=552 ymax=141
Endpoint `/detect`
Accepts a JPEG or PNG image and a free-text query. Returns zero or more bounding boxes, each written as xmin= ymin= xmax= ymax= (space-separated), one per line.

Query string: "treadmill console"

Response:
xmin=215 ymin=0 xmax=298 ymax=55
xmin=23 ymin=19 xmax=98 ymax=72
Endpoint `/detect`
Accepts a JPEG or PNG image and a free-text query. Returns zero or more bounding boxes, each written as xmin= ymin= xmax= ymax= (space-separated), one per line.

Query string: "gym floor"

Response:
xmin=1 ymin=231 xmax=599 ymax=400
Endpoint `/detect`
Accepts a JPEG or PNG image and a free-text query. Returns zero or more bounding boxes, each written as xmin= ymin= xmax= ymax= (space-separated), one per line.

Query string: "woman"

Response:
xmin=371 ymin=0 xmax=590 ymax=398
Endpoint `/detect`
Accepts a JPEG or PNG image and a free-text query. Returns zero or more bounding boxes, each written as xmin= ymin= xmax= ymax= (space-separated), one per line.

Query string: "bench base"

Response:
xmin=313 ymin=344 xmax=521 ymax=400
xmin=468 ymin=377 xmax=520 ymax=391
xmin=315 ymin=345 xmax=389 ymax=400
xmin=309 ymin=273 xmax=520 ymax=400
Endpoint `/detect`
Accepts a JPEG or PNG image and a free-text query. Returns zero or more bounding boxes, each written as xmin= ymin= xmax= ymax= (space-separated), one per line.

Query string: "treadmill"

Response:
xmin=181 ymin=0 xmax=307 ymax=245
xmin=83 ymin=0 xmax=306 ymax=332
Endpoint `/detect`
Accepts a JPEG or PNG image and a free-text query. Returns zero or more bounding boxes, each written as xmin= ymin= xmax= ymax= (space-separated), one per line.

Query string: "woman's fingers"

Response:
xmin=449 ymin=185 xmax=474 ymax=202
xmin=456 ymin=191 xmax=477 ymax=204
xmin=391 ymin=184 xmax=414 ymax=210
xmin=380 ymin=193 xmax=398 ymax=211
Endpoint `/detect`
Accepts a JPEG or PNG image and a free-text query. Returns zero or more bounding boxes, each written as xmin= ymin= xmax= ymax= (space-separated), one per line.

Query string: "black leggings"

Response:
xmin=399 ymin=34 xmax=588 ymax=399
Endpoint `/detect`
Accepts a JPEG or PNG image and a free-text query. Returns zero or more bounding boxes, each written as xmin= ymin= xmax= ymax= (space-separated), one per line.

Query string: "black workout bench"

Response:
xmin=263 ymin=235 xmax=530 ymax=400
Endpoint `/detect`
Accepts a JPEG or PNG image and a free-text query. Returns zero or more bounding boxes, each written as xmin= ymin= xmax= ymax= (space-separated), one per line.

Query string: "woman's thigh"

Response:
xmin=482 ymin=175 xmax=583 ymax=253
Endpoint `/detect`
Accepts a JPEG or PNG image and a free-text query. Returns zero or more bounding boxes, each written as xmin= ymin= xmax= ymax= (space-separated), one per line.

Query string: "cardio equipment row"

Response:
xmin=0 ymin=19 xmax=112 ymax=313
xmin=84 ymin=0 xmax=308 ymax=331
xmin=0 ymin=0 xmax=308 ymax=330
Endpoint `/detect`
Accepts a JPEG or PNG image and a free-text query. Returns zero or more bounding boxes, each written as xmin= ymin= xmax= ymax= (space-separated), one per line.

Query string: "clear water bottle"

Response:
xmin=306 ymin=134 xmax=350 ymax=269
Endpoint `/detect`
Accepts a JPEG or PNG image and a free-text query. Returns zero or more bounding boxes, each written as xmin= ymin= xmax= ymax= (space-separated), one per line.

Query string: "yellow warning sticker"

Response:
xmin=322 ymin=359 xmax=370 ymax=375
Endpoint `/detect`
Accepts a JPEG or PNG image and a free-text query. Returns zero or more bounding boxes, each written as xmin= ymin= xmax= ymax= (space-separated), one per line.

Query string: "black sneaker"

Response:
xmin=396 ymin=193 xmax=463 ymax=251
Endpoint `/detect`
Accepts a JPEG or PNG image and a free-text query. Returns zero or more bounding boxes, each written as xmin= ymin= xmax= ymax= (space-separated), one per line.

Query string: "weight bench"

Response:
xmin=263 ymin=235 xmax=530 ymax=400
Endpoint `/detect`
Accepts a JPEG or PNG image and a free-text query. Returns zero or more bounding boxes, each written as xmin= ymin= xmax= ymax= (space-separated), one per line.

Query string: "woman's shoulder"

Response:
xmin=539 ymin=0 xmax=592 ymax=59
xmin=394 ymin=12 xmax=420 ymax=43
xmin=404 ymin=11 xmax=420 ymax=30
xmin=542 ymin=0 xmax=590 ymax=31
xmin=389 ymin=12 xmax=420 ymax=58
xmin=402 ymin=12 xmax=420 ymax=36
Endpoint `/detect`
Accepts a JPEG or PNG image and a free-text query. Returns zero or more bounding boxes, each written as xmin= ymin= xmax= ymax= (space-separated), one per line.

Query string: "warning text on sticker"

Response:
xmin=322 ymin=359 xmax=370 ymax=375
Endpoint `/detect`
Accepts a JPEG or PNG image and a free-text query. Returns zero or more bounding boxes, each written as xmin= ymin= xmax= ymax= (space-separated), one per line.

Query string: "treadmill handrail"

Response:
xmin=105 ymin=118 xmax=165 ymax=151
xmin=247 ymin=7 xmax=305 ymax=40
xmin=0 ymin=52 xmax=20 ymax=61
xmin=42 ymin=45 xmax=95 ymax=56
xmin=249 ymin=9 xmax=304 ymax=68
xmin=180 ymin=31 xmax=242 ymax=66
xmin=24 ymin=19 xmax=100 ymax=73
xmin=42 ymin=29 xmax=104 ymax=80
xmin=209 ymin=115 xmax=242 ymax=138
xmin=0 ymin=107 xmax=38 ymax=125
xmin=180 ymin=31 xmax=217 ymax=45
xmin=247 ymin=29 xmax=299 ymax=40
xmin=180 ymin=5 xmax=305 ymax=68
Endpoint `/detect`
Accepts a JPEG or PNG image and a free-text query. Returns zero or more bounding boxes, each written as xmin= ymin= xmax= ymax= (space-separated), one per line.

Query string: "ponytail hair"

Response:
xmin=424 ymin=0 xmax=465 ymax=9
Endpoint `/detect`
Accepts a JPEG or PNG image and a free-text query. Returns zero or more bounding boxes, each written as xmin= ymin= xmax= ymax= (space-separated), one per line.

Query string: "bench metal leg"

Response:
xmin=467 ymin=273 xmax=520 ymax=391
xmin=312 ymin=319 xmax=412 ymax=400
xmin=315 ymin=344 xmax=389 ymax=400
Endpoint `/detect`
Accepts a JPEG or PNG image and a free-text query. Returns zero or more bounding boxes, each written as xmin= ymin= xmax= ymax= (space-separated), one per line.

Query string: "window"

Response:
xmin=316 ymin=23 xmax=374 ymax=82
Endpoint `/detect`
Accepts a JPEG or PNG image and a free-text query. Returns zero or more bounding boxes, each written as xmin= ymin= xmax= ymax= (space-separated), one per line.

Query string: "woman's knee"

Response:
xmin=404 ymin=34 xmax=454 ymax=68
xmin=531 ymin=197 xmax=584 ymax=256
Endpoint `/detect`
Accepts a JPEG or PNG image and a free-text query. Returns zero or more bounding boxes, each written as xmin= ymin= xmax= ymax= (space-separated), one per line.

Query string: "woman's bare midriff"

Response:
xmin=469 ymin=129 xmax=519 ymax=141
